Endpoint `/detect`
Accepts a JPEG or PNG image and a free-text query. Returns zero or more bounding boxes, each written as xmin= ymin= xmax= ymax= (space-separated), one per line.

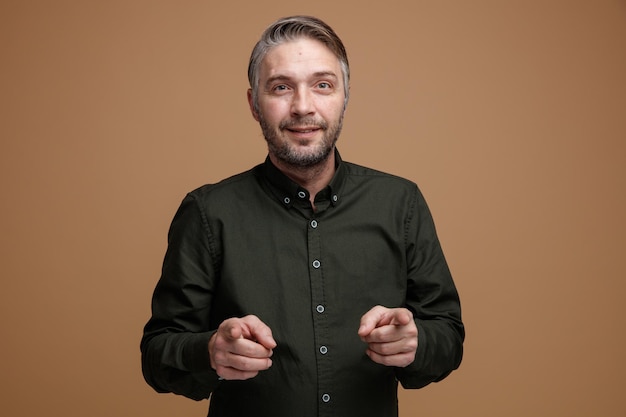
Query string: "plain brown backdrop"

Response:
xmin=1 ymin=1 xmax=625 ymax=416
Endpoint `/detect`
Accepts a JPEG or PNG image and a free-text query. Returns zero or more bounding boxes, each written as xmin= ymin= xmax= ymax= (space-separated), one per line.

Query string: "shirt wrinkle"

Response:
xmin=190 ymin=192 xmax=222 ymax=275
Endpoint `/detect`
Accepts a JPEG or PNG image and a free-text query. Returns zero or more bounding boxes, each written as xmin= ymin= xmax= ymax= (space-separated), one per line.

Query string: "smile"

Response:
xmin=286 ymin=127 xmax=321 ymax=133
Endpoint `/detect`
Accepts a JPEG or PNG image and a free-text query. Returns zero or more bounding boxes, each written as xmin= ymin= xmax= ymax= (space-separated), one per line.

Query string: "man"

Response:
xmin=141 ymin=15 xmax=464 ymax=417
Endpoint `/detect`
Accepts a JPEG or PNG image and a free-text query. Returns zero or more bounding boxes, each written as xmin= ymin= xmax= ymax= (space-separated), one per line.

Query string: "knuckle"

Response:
xmin=377 ymin=354 xmax=394 ymax=367
xmin=236 ymin=355 xmax=260 ymax=371
xmin=376 ymin=343 xmax=394 ymax=356
xmin=233 ymin=355 xmax=250 ymax=370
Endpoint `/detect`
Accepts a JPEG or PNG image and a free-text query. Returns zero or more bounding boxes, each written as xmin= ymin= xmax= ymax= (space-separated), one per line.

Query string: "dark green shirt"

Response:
xmin=141 ymin=151 xmax=464 ymax=417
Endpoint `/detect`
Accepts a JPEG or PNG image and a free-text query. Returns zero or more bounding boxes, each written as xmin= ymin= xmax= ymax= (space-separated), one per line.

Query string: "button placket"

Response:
xmin=307 ymin=216 xmax=332 ymax=411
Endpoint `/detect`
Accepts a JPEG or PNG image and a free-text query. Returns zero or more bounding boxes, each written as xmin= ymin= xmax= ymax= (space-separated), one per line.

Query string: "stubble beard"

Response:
xmin=258 ymin=112 xmax=344 ymax=169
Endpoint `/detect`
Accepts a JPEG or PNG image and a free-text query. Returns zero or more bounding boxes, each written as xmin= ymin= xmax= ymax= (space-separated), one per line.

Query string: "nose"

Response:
xmin=291 ymin=87 xmax=315 ymax=117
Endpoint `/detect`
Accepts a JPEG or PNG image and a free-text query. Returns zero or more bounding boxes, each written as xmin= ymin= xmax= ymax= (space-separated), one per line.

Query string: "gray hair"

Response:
xmin=248 ymin=16 xmax=350 ymax=113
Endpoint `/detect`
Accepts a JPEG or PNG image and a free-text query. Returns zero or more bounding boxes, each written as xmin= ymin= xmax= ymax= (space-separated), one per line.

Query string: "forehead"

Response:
xmin=260 ymin=37 xmax=342 ymax=81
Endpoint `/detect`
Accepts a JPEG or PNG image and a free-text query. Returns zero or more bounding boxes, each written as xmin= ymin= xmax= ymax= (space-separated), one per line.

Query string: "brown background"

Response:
xmin=1 ymin=1 xmax=625 ymax=416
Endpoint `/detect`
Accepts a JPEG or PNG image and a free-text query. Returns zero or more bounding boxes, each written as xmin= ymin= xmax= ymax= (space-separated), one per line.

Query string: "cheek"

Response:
xmin=259 ymin=100 xmax=290 ymax=122
xmin=321 ymin=100 xmax=346 ymax=121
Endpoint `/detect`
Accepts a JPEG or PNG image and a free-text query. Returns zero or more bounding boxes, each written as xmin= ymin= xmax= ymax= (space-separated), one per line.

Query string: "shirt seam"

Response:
xmin=188 ymin=192 xmax=222 ymax=273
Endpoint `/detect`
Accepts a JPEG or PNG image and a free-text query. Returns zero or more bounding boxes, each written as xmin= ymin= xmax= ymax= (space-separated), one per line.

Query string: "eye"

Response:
xmin=317 ymin=82 xmax=331 ymax=89
xmin=273 ymin=84 xmax=289 ymax=92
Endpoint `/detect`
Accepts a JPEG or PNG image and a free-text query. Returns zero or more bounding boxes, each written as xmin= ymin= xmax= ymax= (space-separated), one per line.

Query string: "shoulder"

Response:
xmin=337 ymin=160 xmax=428 ymax=219
xmin=186 ymin=164 xmax=263 ymax=202
xmin=343 ymin=160 xmax=419 ymax=192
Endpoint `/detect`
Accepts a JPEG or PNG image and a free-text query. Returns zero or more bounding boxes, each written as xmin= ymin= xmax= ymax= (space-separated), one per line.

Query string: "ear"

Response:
xmin=247 ymin=89 xmax=260 ymax=121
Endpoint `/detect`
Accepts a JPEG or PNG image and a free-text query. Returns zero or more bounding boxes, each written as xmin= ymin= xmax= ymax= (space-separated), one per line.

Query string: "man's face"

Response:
xmin=248 ymin=38 xmax=347 ymax=168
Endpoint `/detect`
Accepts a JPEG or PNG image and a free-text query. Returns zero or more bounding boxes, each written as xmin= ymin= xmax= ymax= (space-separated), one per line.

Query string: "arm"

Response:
xmin=394 ymin=185 xmax=464 ymax=388
xmin=140 ymin=193 xmax=221 ymax=400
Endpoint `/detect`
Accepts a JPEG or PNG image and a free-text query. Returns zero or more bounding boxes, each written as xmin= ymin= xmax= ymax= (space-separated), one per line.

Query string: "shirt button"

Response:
xmin=316 ymin=305 xmax=325 ymax=313
xmin=320 ymin=346 xmax=328 ymax=355
xmin=322 ymin=393 xmax=331 ymax=403
xmin=310 ymin=220 xmax=318 ymax=228
xmin=283 ymin=197 xmax=290 ymax=204
xmin=312 ymin=259 xmax=321 ymax=269
xmin=332 ymin=194 xmax=338 ymax=202
xmin=298 ymin=190 xmax=307 ymax=199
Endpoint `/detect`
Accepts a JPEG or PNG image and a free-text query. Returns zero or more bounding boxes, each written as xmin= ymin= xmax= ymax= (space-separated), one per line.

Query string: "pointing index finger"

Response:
xmin=388 ymin=309 xmax=412 ymax=326
xmin=358 ymin=305 xmax=387 ymax=337
xmin=241 ymin=315 xmax=277 ymax=350
xmin=358 ymin=306 xmax=413 ymax=337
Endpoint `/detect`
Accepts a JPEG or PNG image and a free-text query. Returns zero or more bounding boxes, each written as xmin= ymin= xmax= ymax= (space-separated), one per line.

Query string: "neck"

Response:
xmin=270 ymin=150 xmax=336 ymax=206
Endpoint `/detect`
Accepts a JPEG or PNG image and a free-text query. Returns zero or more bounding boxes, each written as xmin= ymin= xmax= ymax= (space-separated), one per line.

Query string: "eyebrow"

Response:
xmin=264 ymin=71 xmax=339 ymax=89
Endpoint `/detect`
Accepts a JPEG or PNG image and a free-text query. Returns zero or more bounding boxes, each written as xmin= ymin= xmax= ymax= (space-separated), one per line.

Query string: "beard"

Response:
xmin=258 ymin=112 xmax=344 ymax=168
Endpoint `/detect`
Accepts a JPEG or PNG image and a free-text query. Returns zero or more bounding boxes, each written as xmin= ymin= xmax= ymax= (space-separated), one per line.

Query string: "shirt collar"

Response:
xmin=260 ymin=148 xmax=347 ymax=209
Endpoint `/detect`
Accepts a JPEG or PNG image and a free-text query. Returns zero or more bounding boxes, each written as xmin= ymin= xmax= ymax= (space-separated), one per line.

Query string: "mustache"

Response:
xmin=279 ymin=117 xmax=328 ymax=130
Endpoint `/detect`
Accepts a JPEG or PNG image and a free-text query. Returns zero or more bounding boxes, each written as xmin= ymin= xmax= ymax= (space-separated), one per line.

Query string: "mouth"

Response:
xmin=281 ymin=118 xmax=327 ymax=135
xmin=286 ymin=126 xmax=322 ymax=134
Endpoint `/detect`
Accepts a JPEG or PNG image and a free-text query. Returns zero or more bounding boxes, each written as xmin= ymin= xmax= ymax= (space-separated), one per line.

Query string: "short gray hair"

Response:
xmin=248 ymin=16 xmax=350 ymax=113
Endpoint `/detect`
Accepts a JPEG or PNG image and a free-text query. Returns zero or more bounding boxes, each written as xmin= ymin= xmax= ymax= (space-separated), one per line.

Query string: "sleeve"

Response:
xmin=140 ymin=192 xmax=222 ymax=400
xmin=395 ymin=185 xmax=465 ymax=389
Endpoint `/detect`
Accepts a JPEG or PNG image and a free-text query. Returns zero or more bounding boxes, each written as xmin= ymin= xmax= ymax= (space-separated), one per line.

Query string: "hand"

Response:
xmin=358 ymin=305 xmax=418 ymax=368
xmin=209 ymin=315 xmax=277 ymax=380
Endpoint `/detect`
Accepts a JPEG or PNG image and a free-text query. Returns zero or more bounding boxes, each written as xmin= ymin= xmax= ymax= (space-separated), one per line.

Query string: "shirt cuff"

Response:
xmin=185 ymin=330 xmax=218 ymax=374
